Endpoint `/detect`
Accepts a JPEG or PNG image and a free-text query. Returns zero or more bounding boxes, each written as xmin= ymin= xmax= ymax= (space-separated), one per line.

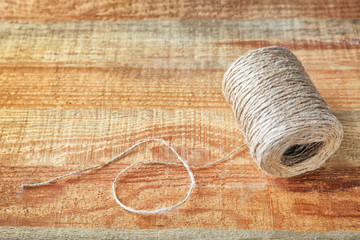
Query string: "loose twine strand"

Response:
xmin=22 ymin=139 xmax=245 ymax=214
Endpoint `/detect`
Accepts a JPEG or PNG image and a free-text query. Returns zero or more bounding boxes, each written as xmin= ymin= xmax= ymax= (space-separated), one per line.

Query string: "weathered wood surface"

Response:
xmin=1 ymin=0 xmax=359 ymax=21
xmin=0 ymin=0 xmax=360 ymax=234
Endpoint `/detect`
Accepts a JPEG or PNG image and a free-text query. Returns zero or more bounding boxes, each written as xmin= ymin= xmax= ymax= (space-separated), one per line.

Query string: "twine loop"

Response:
xmin=23 ymin=139 xmax=245 ymax=214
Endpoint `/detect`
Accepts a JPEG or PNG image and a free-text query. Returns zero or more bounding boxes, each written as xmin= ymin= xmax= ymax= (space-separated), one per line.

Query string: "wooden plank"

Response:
xmin=0 ymin=109 xmax=359 ymax=231
xmin=0 ymin=0 xmax=359 ymax=22
xmin=1 ymin=226 xmax=360 ymax=239
xmin=0 ymin=20 xmax=359 ymax=69
xmin=0 ymin=109 xmax=244 ymax=167
xmin=0 ymin=66 xmax=359 ymax=110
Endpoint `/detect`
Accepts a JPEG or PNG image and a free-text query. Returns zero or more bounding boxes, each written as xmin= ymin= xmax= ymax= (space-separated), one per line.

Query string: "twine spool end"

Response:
xmin=281 ymin=141 xmax=324 ymax=167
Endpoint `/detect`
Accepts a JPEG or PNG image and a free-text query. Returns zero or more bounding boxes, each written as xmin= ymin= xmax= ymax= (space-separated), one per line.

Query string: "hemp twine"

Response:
xmin=23 ymin=46 xmax=343 ymax=214
xmin=223 ymin=46 xmax=343 ymax=177
xmin=23 ymin=139 xmax=245 ymax=214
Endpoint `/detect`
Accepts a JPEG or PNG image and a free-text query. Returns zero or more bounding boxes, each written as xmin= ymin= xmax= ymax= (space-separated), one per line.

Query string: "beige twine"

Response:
xmin=23 ymin=139 xmax=245 ymax=214
xmin=23 ymin=46 xmax=343 ymax=213
xmin=223 ymin=46 xmax=343 ymax=177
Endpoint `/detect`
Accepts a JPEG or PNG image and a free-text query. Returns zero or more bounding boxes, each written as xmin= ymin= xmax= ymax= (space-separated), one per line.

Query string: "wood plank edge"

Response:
xmin=0 ymin=226 xmax=359 ymax=239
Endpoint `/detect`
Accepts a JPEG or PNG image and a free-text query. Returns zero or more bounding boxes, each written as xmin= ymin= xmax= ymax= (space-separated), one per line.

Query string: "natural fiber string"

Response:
xmin=23 ymin=139 xmax=245 ymax=214
xmin=23 ymin=46 xmax=343 ymax=213
xmin=223 ymin=46 xmax=343 ymax=177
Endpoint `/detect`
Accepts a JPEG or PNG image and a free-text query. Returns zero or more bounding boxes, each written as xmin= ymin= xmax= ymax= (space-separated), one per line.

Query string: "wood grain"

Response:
xmin=2 ymin=226 xmax=360 ymax=239
xmin=0 ymin=0 xmax=359 ymax=21
xmin=1 ymin=66 xmax=359 ymax=110
xmin=1 ymin=20 xmax=359 ymax=69
xmin=0 ymin=0 xmax=360 ymax=234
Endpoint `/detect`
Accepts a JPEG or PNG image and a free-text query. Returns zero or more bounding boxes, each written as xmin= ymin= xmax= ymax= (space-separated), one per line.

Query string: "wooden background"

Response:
xmin=0 ymin=0 xmax=360 ymax=234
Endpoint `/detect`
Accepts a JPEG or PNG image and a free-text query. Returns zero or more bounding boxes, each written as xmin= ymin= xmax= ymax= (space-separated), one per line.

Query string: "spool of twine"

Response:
xmin=23 ymin=46 xmax=343 ymax=213
xmin=223 ymin=46 xmax=343 ymax=177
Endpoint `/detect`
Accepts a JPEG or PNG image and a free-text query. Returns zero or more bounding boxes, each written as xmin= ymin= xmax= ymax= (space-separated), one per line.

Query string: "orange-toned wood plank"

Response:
xmin=1 ymin=164 xmax=360 ymax=231
xmin=0 ymin=109 xmax=245 ymax=167
xmin=0 ymin=66 xmax=359 ymax=110
xmin=0 ymin=0 xmax=359 ymax=22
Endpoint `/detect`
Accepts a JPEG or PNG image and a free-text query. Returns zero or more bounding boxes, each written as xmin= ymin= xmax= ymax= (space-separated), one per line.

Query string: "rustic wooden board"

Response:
xmin=0 ymin=0 xmax=360 ymax=235
xmin=1 ymin=0 xmax=359 ymax=21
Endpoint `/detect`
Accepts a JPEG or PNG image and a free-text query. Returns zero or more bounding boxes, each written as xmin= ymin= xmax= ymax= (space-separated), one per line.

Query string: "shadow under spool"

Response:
xmin=222 ymin=46 xmax=343 ymax=177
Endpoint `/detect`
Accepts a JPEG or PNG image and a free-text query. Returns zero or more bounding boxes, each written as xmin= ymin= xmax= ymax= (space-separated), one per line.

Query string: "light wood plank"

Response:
xmin=0 ymin=20 xmax=358 ymax=69
xmin=1 ymin=226 xmax=360 ymax=239
xmin=0 ymin=0 xmax=359 ymax=22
